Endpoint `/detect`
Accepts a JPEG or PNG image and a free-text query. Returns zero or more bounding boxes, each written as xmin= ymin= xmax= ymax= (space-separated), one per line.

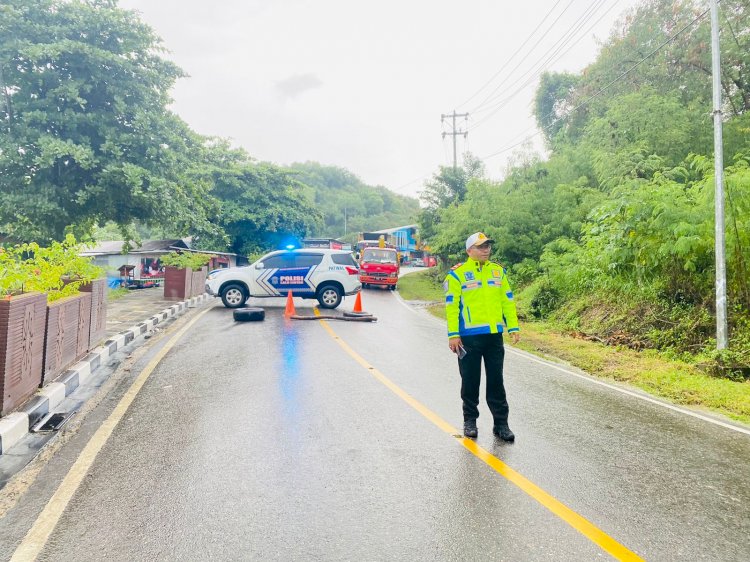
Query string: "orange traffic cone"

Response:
xmin=284 ymin=291 xmax=296 ymax=317
xmin=353 ymin=291 xmax=363 ymax=313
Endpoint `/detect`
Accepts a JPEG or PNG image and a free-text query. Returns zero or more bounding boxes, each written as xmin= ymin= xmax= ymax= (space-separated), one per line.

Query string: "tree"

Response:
xmin=430 ymin=0 xmax=750 ymax=358
xmin=200 ymin=144 xmax=323 ymax=256
xmin=288 ymin=162 xmax=419 ymax=238
xmin=0 ymin=0 xmax=216 ymax=242
xmin=417 ymin=153 xmax=485 ymax=258
xmin=419 ymin=153 xmax=484 ymax=211
xmin=534 ymin=71 xmax=579 ymax=147
xmin=551 ymin=0 xmax=750 ymax=148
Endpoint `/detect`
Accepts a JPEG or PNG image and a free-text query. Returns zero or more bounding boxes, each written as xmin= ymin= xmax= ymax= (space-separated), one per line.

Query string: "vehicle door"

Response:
xmin=249 ymin=253 xmax=290 ymax=296
xmin=253 ymin=252 xmax=320 ymax=296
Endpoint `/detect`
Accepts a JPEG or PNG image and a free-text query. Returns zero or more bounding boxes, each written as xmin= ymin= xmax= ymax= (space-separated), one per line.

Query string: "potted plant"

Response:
xmin=161 ymin=251 xmax=212 ymax=300
xmin=0 ymin=245 xmax=48 ymax=414
xmin=0 ymin=236 xmax=104 ymax=401
xmin=20 ymin=236 xmax=103 ymax=385
xmin=80 ymin=276 xmax=108 ymax=352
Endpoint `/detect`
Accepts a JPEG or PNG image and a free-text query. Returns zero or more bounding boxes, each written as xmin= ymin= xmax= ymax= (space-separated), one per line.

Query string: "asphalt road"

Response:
xmin=1 ymin=289 xmax=748 ymax=561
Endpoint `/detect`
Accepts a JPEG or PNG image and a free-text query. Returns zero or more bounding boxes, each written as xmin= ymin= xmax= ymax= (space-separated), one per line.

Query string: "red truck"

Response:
xmin=358 ymin=247 xmax=399 ymax=290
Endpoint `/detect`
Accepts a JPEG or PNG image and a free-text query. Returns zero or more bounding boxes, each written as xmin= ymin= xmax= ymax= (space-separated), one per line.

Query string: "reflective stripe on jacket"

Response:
xmin=444 ymin=258 xmax=519 ymax=338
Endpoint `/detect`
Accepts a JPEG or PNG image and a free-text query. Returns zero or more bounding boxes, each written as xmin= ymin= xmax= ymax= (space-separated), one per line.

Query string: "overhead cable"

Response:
xmin=470 ymin=0 xmax=610 ymax=120
xmin=479 ymin=4 xmax=713 ymax=161
xmin=469 ymin=0 xmax=592 ymax=114
xmin=467 ymin=0 xmax=618 ymax=133
xmin=454 ymin=0 xmax=569 ymax=111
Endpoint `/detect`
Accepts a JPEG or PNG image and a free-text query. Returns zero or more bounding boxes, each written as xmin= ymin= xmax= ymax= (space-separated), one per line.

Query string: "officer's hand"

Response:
xmin=448 ymin=337 xmax=463 ymax=353
xmin=510 ymin=332 xmax=520 ymax=345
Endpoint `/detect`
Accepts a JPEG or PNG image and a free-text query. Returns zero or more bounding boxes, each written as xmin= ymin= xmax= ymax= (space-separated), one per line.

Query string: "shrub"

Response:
xmin=527 ymin=279 xmax=562 ymax=319
xmin=0 ymin=235 xmax=102 ymax=302
xmin=511 ymin=258 xmax=540 ymax=287
xmin=0 ymin=247 xmax=29 ymax=296
xmin=160 ymin=251 xmax=212 ymax=270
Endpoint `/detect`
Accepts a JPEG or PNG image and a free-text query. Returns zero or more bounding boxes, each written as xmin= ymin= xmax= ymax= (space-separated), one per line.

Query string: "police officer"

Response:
xmin=444 ymin=232 xmax=520 ymax=441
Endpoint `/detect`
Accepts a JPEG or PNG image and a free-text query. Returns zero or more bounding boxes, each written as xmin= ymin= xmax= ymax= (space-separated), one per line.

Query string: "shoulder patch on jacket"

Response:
xmin=450 ymin=262 xmax=464 ymax=271
xmin=490 ymin=261 xmax=507 ymax=273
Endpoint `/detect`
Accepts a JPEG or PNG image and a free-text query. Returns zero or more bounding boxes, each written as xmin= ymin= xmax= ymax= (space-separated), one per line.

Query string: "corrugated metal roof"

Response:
xmin=81 ymin=239 xmax=189 ymax=256
xmin=80 ymin=240 xmax=134 ymax=255
xmin=135 ymin=239 xmax=190 ymax=252
xmin=371 ymin=224 xmax=418 ymax=234
xmin=81 ymin=238 xmax=236 ymax=258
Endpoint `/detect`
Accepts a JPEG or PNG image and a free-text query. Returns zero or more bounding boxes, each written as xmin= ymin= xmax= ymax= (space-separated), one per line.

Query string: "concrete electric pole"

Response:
xmin=441 ymin=111 xmax=469 ymax=170
xmin=710 ymin=0 xmax=728 ymax=350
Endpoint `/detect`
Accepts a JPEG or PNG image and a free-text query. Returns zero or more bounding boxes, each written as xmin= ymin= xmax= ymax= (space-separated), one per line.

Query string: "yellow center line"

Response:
xmin=11 ymin=308 xmax=213 ymax=562
xmin=316 ymin=312 xmax=644 ymax=562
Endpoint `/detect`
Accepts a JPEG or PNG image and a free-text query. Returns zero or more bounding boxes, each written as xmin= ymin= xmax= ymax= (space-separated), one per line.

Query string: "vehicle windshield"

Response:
xmin=362 ymin=249 xmax=397 ymax=264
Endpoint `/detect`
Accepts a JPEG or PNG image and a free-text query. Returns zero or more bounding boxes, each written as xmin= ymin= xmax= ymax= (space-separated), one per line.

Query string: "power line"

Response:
xmin=469 ymin=0 xmax=612 ymax=125
xmin=394 ymin=3 xmax=712 ymax=196
xmin=469 ymin=0 xmax=580 ymax=114
xmin=454 ymin=0 xmax=569 ymax=111
xmin=468 ymin=1 xmax=614 ymax=134
xmin=479 ymin=4 xmax=712 ymax=161
xmin=393 ymin=173 xmax=432 ymax=194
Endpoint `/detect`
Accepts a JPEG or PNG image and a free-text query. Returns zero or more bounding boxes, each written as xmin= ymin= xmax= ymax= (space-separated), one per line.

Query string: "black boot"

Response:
xmin=493 ymin=424 xmax=515 ymax=442
xmin=463 ymin=419 xmax=478 ymax=438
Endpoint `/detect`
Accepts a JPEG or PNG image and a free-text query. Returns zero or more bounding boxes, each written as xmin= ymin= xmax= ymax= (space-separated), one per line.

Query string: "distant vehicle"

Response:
xmin=412 ymin=258 xmax=425 ymax=267
xmin=205 ymin=249 xmax=360 ymax=309
xmin=359 ymin=247 xmax=399 ymax=290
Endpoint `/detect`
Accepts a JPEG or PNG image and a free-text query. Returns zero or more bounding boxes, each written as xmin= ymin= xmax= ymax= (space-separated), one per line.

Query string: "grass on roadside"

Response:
xmin=107 ymin=287 xmax=129 ymax=301
xmin=397 ymin=271 xmax=444 ymax=301
xmin=398 ymin=270 xmax=750 ymax=424
xmin=399 ymin=270 xmax=445 ymax=318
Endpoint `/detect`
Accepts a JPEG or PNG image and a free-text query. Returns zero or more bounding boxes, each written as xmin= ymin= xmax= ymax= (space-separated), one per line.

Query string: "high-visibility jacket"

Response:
xmin=444 ymin=258 xmax=519 ymax=338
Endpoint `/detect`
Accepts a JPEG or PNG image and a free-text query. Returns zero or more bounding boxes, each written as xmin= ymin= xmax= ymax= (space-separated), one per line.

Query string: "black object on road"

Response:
xmin=31 ymin=411 xmax=76 ymax=433
xmin=290 ymin=314 xmax=377 ymax=322
xmin=233 ymin=307 xmax=265 ymax=322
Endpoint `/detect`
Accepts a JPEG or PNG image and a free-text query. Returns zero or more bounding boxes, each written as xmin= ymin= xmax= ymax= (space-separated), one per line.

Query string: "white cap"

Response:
xmin=465 ymin=232 xmax=495 ymax=250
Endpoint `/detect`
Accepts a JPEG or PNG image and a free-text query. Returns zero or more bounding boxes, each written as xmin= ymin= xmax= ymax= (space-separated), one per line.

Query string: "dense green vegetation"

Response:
xmin=398 ymin=270 xmax=750 ymax=422
xmin=288 ymin=162 xmax=419 ymax=243
xmin=0 ymin=0 xmax=417 ymax=256
xmin=3 ymin=0 xmax=748 ymax=375
xmin=0 ymin=0 xmax=218 ymax=243
xmin=419 ymin=0 xmax=750 ymax=375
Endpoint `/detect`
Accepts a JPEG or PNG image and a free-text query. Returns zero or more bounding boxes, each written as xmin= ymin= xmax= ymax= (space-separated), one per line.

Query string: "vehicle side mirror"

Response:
xmin=255 ymin=262 xmax=264 ymax=269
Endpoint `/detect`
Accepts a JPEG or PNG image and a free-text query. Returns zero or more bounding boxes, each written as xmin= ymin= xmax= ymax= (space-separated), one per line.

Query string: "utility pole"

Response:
xmin=441 ymin=111 xmax=469 ymax=170
xmin=710 ymin=0 xmax=728 ymax=350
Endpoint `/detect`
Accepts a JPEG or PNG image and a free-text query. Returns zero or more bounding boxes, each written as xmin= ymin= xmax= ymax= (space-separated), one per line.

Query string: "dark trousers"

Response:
xmin=458 ymin=333 xmax=508 ymax=424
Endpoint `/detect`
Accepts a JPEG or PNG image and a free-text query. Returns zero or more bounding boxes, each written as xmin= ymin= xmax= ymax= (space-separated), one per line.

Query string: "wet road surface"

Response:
xmin=1 ymin=289 xmax=748 ymax=561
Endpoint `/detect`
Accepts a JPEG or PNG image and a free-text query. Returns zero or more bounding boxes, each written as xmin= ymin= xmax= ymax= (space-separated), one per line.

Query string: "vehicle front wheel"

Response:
xmin=316 ymin=284 xmax=343 ymax=309
xmin=221 ymin=283 xmax=247 ymax=308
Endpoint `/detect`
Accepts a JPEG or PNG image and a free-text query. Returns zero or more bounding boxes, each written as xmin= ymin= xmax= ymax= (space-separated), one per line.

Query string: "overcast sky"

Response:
xmin=117 ymin=0 xmax=642 ymax=198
